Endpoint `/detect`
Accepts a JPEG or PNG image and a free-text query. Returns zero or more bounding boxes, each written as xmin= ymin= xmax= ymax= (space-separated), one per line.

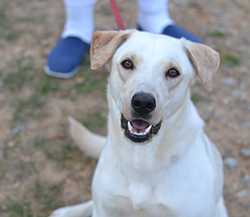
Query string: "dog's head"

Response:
xmin=91 ymin=30 xmax=220 ymax=144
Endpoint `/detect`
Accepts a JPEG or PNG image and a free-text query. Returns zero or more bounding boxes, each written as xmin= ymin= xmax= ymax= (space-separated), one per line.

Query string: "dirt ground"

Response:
xmin=0 ymin=0 xmax=249 ymax=216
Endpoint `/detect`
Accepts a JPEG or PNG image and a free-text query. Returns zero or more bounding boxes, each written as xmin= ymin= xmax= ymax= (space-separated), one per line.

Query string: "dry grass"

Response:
xmin=0 ymin=0 xmax=250 ymax=217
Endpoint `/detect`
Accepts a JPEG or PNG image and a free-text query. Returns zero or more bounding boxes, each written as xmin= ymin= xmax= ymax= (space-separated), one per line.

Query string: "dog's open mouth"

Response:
xmin=121 ymin=114 xmax=162 ymax=143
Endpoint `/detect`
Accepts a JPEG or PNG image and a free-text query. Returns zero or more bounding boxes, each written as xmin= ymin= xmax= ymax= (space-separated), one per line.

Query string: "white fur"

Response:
xmin=50 ymin=31 xmax=228 ymax=217
xmin=68 ymin=117 xmax=105 ymax=158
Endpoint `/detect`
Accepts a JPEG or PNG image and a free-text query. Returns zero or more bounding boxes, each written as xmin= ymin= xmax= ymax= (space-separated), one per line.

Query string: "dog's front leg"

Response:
xmin=49 ymin=201 xmax=93 ymax=217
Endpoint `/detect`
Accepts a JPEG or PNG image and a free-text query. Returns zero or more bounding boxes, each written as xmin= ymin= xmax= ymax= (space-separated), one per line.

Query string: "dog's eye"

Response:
xmin=121 ymin=59 xmax=134 ymax=70
xmin=165 ymin=67 xmax=180 ymax=79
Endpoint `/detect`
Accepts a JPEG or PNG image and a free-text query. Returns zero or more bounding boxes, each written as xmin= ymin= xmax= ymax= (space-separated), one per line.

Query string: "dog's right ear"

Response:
xmin=181 ymin=38 xmax=220 ymax=91
xmin=90 ymin=30 xmax=134 ymax=71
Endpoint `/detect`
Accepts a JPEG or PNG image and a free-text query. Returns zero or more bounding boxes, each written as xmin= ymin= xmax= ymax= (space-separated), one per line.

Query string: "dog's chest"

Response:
xmin=93 ymin=143 xmax=217 ymax=217
xmin=94 ymin=168 xmax=215 ymax=217
xmin=98 ymin=182 xmax=176 ymax=217
xmin=93 ymin=161 xmax=175 ymax=217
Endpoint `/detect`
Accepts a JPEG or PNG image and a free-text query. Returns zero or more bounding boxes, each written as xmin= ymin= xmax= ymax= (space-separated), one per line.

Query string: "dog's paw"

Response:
xmin=49 ymin=207 xmax=71 ymax=217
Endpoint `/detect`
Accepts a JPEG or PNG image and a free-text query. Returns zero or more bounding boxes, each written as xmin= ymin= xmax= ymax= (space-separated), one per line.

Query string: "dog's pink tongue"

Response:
xmin=131 ymin=120 xmax=149 ymax=130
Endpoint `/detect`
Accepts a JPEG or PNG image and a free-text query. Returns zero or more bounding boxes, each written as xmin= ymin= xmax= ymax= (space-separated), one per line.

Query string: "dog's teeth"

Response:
xmin=128 ymin=121 xmax=152 ymax=136
xmin=128 ymin=121 xmax=137 ymax=134
xmin=145 ymin=125 xmax=152 ymax=134
xmin=128 ymin=121 xmax=133 ymax=133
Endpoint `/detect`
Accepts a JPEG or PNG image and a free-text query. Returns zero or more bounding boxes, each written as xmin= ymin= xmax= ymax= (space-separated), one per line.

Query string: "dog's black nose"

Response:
xmin=131 ymin=92 xmax=156 ymax=114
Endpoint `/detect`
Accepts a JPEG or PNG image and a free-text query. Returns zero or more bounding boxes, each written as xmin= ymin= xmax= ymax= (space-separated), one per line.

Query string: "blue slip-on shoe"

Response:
xmin=161 ymin=24 xmax=202 ymax=43
xmin=45 ymin=36 xmax=90 ymax=79
xmin=137 ymin=24 xmax=202 ymax=43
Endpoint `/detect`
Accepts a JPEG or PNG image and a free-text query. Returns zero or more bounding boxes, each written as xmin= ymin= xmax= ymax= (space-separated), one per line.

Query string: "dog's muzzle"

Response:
xmin=121 ymin=114 xmax=162 ymax=143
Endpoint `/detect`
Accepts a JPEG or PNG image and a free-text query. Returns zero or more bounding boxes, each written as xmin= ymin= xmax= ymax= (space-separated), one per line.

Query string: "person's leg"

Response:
xmin=45 ymin=0 xmax=96 ymax=79
xmin=137 ymin=0 xmax=173 ymax=34
xmin=137 ymin=0 xmax=201 ymax=42
xmin=62 ymin=0 xmax=95 ymax=43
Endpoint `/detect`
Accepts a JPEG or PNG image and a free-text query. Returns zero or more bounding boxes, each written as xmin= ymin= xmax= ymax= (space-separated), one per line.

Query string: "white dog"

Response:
xmin=50 ymin=30 xmax=228 ymax=217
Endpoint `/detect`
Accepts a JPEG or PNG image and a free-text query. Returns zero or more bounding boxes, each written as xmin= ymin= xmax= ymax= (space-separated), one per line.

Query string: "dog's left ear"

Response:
xmin=91 ymin=30 xmax=135 ymax=70
xmin=181 ymin=39 xmax=220 ymax=91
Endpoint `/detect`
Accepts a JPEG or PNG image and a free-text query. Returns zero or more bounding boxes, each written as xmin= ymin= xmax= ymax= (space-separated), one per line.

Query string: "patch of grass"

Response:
xmin=12 ymin=94 xmax=45 ymax=124
xmin=5 ymin=180 xmax=63 ymax=217
xmin=8 ymin=59 xmax=65 ymax=124
xmin=33 ymin=136 xmax=81 ymax=165
xmin=208 ymin=30 xmax=225 ymax=38
xmin=99 ymin=4 xmax=112 ymax=16
xmin=191 ymin=93 xmax=202 ymax=104
xmin=32 ymin=180 xmax=63 ymax=213
xmin=0 ymin=2 xmax=18 ymax=41
xmin=0 ymin=160 xmax=7 ymax=179
xmin=45 ymin=142 xmax=77 ymax=162
xmin=6 ymin=200 xmax=33 ymax=217
xmin=2 ymin=58 xmax=34 ymax=91
xmin=73 ymin=62 xmax=107 ymax=94
xmin=37 ymin=76 xmax=60 ymax=96
xmin=222 ymin=53 xmax=240 ymax=67
xmin=3 ymin=57 xmax=62 ymax=94
xmin=6 ymin=57 xmax=65 ymax=124
xmin=80 ymin=111 xmax=107 ymax=132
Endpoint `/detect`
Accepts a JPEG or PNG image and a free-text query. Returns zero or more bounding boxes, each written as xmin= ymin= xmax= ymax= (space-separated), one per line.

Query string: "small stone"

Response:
xmin=241 ymin=122 xmax=250 ymax=129
xmin=242 ymin=175 xmax=250 ymax=186
xmin=224 ymin=157 xmax=238 ymax=170
xmin=10 ymin=124 xmax=25 ymax=137
xmin=236 ymin=190 xmax=248 ymax=198
xmin=231 ymin=90 xmax=244 ymax=98
xmin=240 ymin=148 xmax=250 ymax=158
xmin=232 ymin=90 xmax=242 ymax=98
xmin=223 ymin=78 xmax=237 ymax=86
xmin=8 ymin=141 xmax=15 ymax=148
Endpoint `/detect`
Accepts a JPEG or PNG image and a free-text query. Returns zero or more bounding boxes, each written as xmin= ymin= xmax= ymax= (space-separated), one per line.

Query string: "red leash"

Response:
xmin=110 ymin=0 xmax=126 ymax=30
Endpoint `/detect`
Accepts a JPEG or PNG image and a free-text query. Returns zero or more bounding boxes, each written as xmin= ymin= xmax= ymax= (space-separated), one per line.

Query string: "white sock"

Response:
xmin=137 ymin=0 xmax=173 ymax=33
xmin=62 ymin=0 xmax=96 ymax=43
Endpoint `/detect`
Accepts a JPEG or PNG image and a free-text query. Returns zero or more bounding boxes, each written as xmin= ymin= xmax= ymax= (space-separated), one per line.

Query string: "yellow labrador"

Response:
xmin=50 ymin=30 xmax=228 ymax=217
